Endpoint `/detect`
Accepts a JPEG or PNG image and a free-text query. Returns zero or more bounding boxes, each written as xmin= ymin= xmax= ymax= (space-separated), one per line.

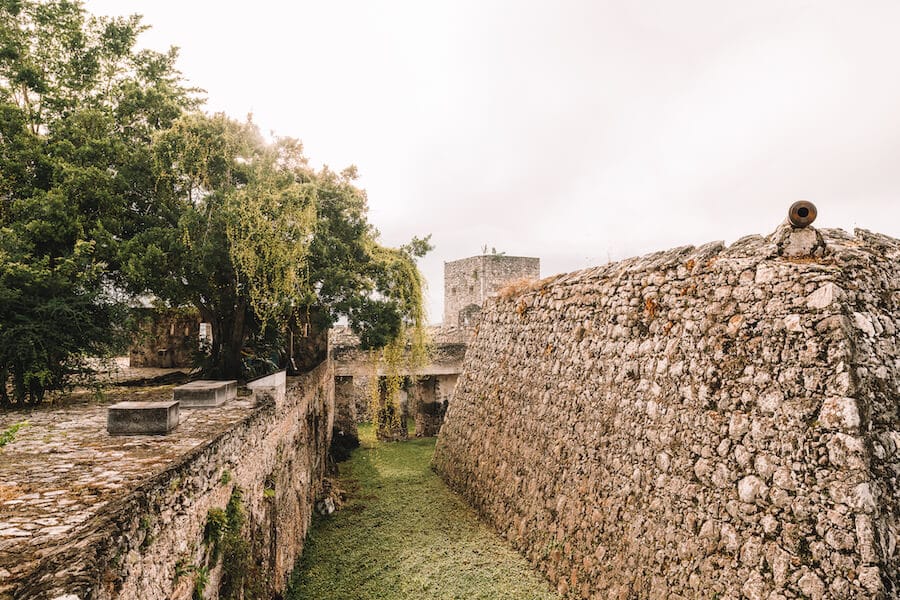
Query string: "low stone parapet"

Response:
xmin=246 ymin=370 xmax=287 ymax=407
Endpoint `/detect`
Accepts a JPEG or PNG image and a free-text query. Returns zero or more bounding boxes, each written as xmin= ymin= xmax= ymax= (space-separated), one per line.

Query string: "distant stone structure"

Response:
xmin=129 ymin=307 xmax=203 ymax=368
xmin=332 ymin=253 xmax=540 ymax=440
xmin=331 ymin=326 xmax=467 ymax=440
xmin=443 ymin=255 xmax=540 ymax=327
xmin=435 ymin=224 xmax=900 ymax=598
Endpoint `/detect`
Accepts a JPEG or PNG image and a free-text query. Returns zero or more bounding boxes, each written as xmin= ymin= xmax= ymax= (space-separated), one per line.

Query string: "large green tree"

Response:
xmin=0 ymin=0 xmax=195 ymax=405
xmin=0 ymin=0 xmax=429 ymax=395
xmin=122 ymin=112 xmax=430 ymax=379
xmin=121 ymin=113 xmax=317 ymax=378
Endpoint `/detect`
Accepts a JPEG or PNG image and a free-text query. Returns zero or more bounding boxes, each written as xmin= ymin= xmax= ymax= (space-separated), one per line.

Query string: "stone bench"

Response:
xmin=108 ymin=401 xmax=180 ymax=435
xmin=173 ymin=380 xmax=237 ymax=408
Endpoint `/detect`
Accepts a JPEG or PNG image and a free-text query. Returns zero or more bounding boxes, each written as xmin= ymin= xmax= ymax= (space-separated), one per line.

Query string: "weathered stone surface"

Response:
xmin=107 ymin=401 xmax=179 ymax=435
xmin=775 ymin=223 xmax=826 ymax=258
xmin=128 ymin=308 xmax=200 ymax=368
xmin=434 ymin=226 xmax=900 ymax=599
xmin=817 ymin=396 xmax=860 ymax=431
xmin=1 ymin=362 xmax=334 ymax=600
xmin=172 ymin=379 xmax=237 ymax=408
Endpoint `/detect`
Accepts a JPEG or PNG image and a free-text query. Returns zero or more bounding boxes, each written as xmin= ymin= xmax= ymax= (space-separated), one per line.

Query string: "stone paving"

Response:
xmin=0 ymin=380 xmax=255 ymax=596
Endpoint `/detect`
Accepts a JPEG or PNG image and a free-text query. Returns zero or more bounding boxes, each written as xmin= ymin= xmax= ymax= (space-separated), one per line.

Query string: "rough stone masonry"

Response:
xmin=2 ymin=362 xmax=333 ymax=600
xmin=434 ymin=223 xmax=900 ymax=599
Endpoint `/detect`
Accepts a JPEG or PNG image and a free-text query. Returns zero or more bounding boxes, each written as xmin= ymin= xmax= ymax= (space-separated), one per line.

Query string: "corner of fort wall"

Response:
xmin=434 ymin=226 xmax=900 ymax=598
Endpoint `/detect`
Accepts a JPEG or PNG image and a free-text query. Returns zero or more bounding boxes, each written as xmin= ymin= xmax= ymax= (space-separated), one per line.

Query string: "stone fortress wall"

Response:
xmin=8 ymin=363 xmax=334 ymax=600
xmin=434 ymin=224 xmax=900 ymax=599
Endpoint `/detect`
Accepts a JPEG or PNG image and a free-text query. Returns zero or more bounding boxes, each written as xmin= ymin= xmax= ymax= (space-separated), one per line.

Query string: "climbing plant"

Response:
xmin=366 ymin=242 xmax=431 ymax=441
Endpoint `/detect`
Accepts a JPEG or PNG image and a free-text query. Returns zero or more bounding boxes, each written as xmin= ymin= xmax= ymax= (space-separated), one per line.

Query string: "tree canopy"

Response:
xmin=0 ymin=0 xmax=430 ymax=400
xmin=0 ymin=0 xmax=197 ymax=404
xmin=122 ymin=112 xmax=430 ymax=378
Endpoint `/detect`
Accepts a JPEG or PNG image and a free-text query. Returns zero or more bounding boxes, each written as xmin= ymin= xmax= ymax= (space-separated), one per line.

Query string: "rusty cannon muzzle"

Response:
xmin=788 ymin=201 xmax=817 ymax=228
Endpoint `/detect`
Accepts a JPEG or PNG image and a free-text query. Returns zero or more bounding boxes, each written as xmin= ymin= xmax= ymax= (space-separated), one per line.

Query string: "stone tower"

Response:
xmin=443 ymin=254 xmax=540 ymax=326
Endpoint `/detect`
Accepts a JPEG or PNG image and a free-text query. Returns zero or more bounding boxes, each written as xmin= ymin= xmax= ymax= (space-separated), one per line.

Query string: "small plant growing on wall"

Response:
xmin=192 ymin=566 xmax=209 ymax=600
xmin=204 ymin=508 xmax=228 ymax=563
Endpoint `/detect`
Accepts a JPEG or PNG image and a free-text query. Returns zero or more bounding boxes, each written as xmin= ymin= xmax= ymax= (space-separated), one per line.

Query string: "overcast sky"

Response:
xmin=85 ymin=0 xmax=900 ymax=323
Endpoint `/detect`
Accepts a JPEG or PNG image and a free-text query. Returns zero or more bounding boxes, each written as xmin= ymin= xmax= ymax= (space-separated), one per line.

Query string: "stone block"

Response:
xmin=173 ymin=380 xmax=237 ymax=408
xmin=108 ymin=401 xmax=179 ymax=435
xmin=247 ymin=371 xmax=287 ymax=407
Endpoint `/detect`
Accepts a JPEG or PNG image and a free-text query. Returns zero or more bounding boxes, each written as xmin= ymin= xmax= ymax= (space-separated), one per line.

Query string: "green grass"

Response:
xmin=0 ymin=421 xmax=27 ymax=449
xmin=287 ymin=424 xmax=559 ymax=600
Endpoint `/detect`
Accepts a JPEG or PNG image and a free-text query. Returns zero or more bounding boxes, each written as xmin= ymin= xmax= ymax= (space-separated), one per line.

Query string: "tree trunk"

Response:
xmin=0 ymin=368 xmax=10 ymax=408
xmin=224 ymin=299 xmax=247 ymax=378
xmin=27 ymin=379 xmax=44 ymax=406
xmin=12 ymin=362 xmax=25 ymax=406
xmin=202 ymin=300 xmax=249 ymax=380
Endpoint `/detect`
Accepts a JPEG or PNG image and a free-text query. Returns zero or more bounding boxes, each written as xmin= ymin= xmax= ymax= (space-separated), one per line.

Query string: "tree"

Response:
xmin=0 ymin=0 xmax=429 ymax=395
xmin=121 ymin=112 xmax=430 ymax=380
xmin=120 ymin=113 xmax=316 ymax=377
xmin=308 ymin=166 xmax=431 ymax=350
xmin=0 ymin=0 xmax=196 ymax=405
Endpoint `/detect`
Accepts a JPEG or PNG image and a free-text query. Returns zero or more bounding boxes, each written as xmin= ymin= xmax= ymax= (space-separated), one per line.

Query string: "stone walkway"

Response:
xmin=0 ymin=381 xmax=255 ymax=597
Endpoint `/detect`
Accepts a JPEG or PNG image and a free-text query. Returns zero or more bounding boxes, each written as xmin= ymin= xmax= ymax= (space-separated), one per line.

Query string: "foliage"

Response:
xmin=376 ymin=327 xmax=431 ymax=443
xmin=192 ymin=565 xmax=209 ymax=600
xmin=0 ymin=0 xmax=432 ymax=389
xmin=173 ymin=560 xmax=209 ymax=600
xmin=288 ymin=425 xmax=560 ymax=599
xmin=369 ymin=321 xmax=432 ymax=442
xmin=203 ymin=507 xmax=227 ymax=564
xmin=0 ymin=420 xmax=26 ymax=448
xmin=0 ymin=237 xmax=128 ymax=405
xmin=0 ymin=0 xmax=196 ymax=405
xmin=218 ymin=485 xmax=268 ymax=599
xmin=120 ymin=113 xmax=317 ymax=378
xmin=299 ymin=163 xmax=432 ymax=355
xmin=200 ymin=486 xmax=266 ymax=598
xmin=362 ymin=235 xmax=431 ymax=440
xmin=123 ymin=111 xmax=432 ymax=379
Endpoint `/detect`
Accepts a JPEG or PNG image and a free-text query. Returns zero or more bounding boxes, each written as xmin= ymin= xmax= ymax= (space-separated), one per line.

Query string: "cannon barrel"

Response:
xmin=788 ymin=201 xmax=817 ymax=228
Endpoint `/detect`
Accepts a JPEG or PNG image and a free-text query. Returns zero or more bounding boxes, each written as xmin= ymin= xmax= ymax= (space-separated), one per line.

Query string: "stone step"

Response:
xmin=107 ymin=401 xmax=180 ymax=435
xmin=173 ymin=380 xmax=237 ymax=408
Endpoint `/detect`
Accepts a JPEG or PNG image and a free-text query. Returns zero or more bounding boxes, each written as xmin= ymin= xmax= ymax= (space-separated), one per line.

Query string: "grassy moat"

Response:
xmin=288 ymin=425 xmax=559 ymax=600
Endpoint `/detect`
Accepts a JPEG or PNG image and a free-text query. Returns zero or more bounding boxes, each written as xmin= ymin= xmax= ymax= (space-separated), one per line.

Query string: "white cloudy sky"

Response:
xmin=85 ymin=0 xmax=900 ymax=323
